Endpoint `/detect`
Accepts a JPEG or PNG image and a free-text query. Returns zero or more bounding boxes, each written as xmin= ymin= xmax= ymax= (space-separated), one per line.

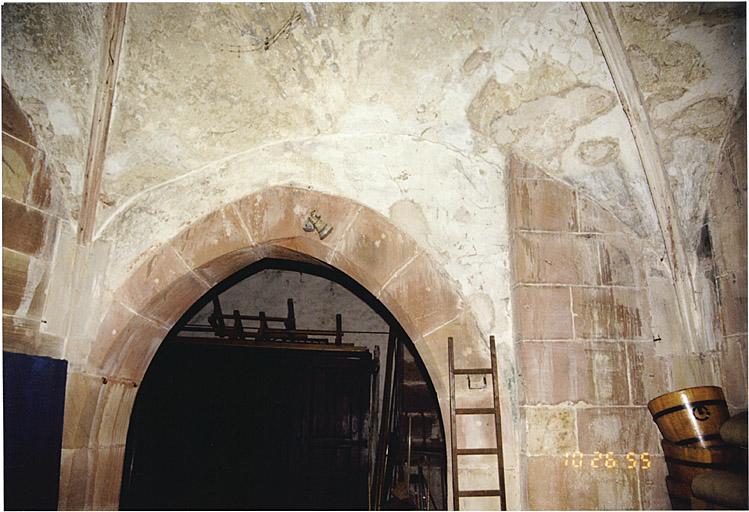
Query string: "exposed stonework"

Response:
xmin=51 ymin=187 xmax=510 ymax=510
xmin=1 ymin=4 xmax=105 ymax=218
xmin=705 ymin=93 xmax=748 ymax=412
xmin=2 ymin=4 xmax=745 ymax=510
xmin=2 ymin=82 xmax=67 ymax=360
xmin=508 ymin=154 xmax=671 ymax=509
xmin=509 ymin=148 xmax=747 ymax=509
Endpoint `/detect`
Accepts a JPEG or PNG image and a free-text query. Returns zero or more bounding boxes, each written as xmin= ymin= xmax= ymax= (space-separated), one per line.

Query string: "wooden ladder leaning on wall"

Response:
xmin=448 ymin=335 xmax=507 ymax=511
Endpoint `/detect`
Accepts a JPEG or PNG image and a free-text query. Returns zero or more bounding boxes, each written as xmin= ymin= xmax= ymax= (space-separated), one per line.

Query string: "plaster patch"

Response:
xmin=468 ymin=292 xmax=495 ymax=334
xmin=576 ymin=138 xmax=620 ymax=166
xmin=46 ymin=99 xmax=81 ymax=137
xmin=470 ymin=82 xmax=617 ymax=171
xmin=667 ymin=96 xmax=730 ymax=143
xmin=388 ymin=198 xmax=431 ymax=251
xmin=15 ymin=255 xmax=47 ymax=318
xmin=462 ymin=48 xmax=492 ymax=75
xmin=468 ymin=58 xmax=578 ymax=127
xmin=2 ymin=3 xmax=105 ymax=218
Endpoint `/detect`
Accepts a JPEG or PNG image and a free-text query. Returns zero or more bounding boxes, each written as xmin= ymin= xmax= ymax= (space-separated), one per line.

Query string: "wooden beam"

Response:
xmin=490 ymin=336 xmax=507 ymax=512
xmin=372 ymin=329 xmax=397 ymax=510
xmin=171 ymin=337 xmax=369 ymax=353
xmin=448 ymin=337 xmax=459 ymax=511
xmin=78 ymin=3 xmax=127 ymax=243
xmin=582 ymin=2 xmax=702 ymax=352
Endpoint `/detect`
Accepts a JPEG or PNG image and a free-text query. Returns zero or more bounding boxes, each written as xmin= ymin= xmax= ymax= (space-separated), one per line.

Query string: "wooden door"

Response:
xmin=120 ymin=342 xmax=373 ymax=510
xmin=303 ymin=356 xmax=372 ymax=509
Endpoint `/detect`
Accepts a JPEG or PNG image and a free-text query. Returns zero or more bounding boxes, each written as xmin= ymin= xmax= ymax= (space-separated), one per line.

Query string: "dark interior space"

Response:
xmin=120 ymin=342 xmax=373 ymax=510
xmin=3 ymin=352 xmax=67 ymax=511
xmin=119 ymin=259 xmax=446 ymax=510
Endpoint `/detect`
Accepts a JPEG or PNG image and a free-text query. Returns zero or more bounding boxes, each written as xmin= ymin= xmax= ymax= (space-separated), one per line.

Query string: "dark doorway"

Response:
xmin=120 ymin=258 xmax=446 ymax=510
xmin=120 ymin=342 xmax=372 ymax=510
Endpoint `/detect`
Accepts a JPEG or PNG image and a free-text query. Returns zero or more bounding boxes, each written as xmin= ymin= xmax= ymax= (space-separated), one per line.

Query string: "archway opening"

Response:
xmin=119 ymin=257 xmax=447 ymax=510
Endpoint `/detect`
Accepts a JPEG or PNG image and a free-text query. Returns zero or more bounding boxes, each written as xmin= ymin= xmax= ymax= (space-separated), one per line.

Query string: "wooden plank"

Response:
xmin=335 ymin=314 xmax=343 ymax=345
xmin=448 ymin=337 xmax=460 ymax=511
xmin=78 ymin=3 xmax=127 ymax=243
xmin=285 ymin=298 xmax=296 ymax=330
xmin=367 ymin=345 xmax=380 ymax=510
xmin=171 ymin=337 xmax=368 ymax=352
xmin=582 ymin=3 xmax=701 ymax=352
xmin=455 ymin=407 xmax=496 ymax=415
xmin=453 ymin=368 xmax=492 ymax=375
xmin=490 ymin=336 xmax=507 ymax=511
xmin=456 ymin=448 xmax=498 ymax=456
xmin=218 ymin=312 xmax=288 ymax=322
xmin=458 ymin=490 xmax=502 ymax=498
xmin=236 ymin=310 xmax=246 ymax=339
xmin=210 ymin=297 xmax=226 ymax=336
xmin=372 ymin=329 xmax=397 ymax=510
xmin=385 ymin=338 xmax=405 ymax=497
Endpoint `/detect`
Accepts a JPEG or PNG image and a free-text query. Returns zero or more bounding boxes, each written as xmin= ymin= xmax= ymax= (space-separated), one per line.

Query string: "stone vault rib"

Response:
xmin=78 ymin=3 xmax=128 ymax=244
xmin=582 ymin=2 xmax=702 ymax=353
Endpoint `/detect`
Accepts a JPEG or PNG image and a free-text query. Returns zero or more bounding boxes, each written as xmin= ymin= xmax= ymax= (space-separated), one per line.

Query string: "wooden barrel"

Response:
xmin=690 ymin=495 xmax=731 ymax=510
xmin=662 ymin=440 xmax=739 ymax=484
xmin=666 ymin=477 xmax=692 ymax=510
xmin=692 ymin=470 xmax=749 ymax=509
xmin=648 ymin=386 xmax=729 ymax=447
xmin=719 ymin=411 xmax=748 ymax=448
xmin=666 ymin=477 xmax=731 ymax=510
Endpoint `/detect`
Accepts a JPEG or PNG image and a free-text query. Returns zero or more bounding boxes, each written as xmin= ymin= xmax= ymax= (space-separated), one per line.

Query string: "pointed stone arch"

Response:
xmin=58 ymin=185 xmax=499 ymax=510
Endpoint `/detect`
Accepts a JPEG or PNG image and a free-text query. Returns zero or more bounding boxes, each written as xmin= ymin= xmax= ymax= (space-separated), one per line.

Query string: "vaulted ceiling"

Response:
xmin=2 ymin=3 xmax=745 ymax=252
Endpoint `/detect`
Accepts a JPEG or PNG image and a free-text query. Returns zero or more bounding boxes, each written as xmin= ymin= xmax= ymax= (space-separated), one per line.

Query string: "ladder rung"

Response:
xmin=456 ymin=407 xmax=495 ymax=415
xmin=453 ymin=368 xmax=492 ymax=375
xmin=457 ymin=490 xmax=503 ymax=498
xmin=449 ymin=336 xmax=507 ymax=511
xmin=456 ymin=448 xmax=498 ymax=455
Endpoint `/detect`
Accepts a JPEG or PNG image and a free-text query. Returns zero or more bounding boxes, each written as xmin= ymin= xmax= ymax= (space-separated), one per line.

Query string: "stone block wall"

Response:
xmin=2 ymin=82 xmax=67 ymax=360
xmin=508 ymin=155 xmax=671 ymax=509
xmin=706 ymin=97 xmax=748 ymax=413
xmin=37 ymin=185 xmax=507 ymax=510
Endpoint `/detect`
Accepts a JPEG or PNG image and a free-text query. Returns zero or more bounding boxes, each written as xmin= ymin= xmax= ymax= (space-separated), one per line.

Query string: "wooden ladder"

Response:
xmin=448 ymin=335 xmax=506 ymax=511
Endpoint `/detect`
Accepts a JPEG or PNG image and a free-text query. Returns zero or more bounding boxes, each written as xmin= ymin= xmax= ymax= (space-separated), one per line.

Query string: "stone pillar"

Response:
xmin=508 ymin=155 xmax=670 ymax=510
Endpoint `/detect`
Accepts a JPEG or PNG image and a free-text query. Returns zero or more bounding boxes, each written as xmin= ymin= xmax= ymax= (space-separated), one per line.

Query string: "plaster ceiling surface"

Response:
xmin=612 ymin=2 xmax=746 ymax=251
xmin=98 ymin=2 xmax=659 ymax=237
xmin=1 ymin=3 xmax=106 ymax=216
xmin=1 ymin=3 xmax=745 ymax=250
